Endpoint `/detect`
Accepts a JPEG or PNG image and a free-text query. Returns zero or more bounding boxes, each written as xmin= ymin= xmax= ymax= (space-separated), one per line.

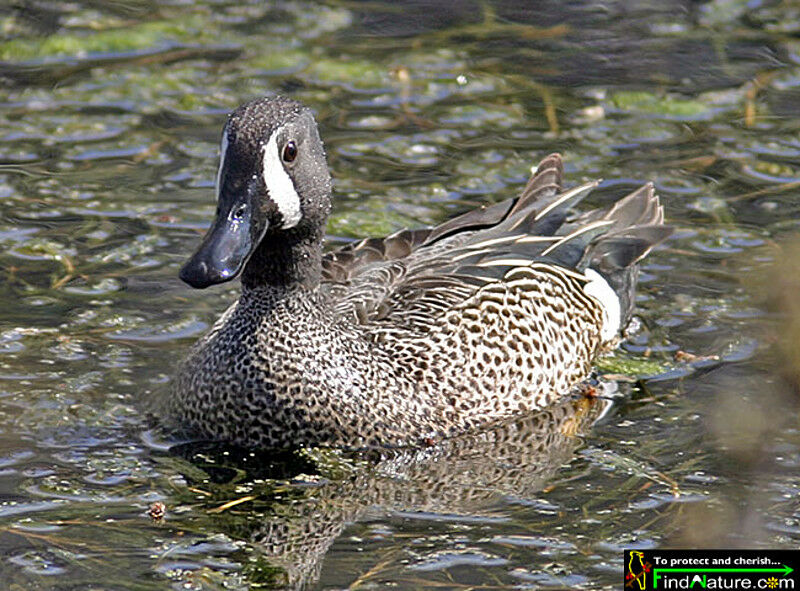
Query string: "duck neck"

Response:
xmin=241 ymin=227 xmax=323 ymax=291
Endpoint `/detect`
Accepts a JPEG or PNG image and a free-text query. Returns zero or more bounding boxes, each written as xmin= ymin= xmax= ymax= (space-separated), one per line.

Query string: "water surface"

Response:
xmin=0 ymin=1 xmax=798 ymax=589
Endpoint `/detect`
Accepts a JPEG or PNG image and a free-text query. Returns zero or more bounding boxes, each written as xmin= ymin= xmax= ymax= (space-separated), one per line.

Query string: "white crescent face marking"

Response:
xmin=215 ymin=124 xmax=230 ymax=201
xmin=262 ymin=126 xmax=302 ymax=229
xmin=584 ymin=268 xmax=621 ymax=342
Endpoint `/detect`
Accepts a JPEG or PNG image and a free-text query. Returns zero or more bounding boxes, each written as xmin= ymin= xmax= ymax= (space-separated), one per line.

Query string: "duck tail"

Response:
xmin=530 ymin=179 xmax=671 ymax=341
xmin=579 ymin=183 xmax=672 ymax=334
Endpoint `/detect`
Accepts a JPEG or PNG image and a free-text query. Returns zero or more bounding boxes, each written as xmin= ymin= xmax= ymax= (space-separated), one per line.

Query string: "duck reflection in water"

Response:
xmin=166 ymin=396 xmax=610 ymax=588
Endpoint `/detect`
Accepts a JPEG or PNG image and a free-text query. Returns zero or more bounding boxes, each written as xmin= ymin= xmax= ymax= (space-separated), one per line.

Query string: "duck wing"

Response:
xmin=321 ymin=154 xmax=563 ymax=319
xmin=321 ymin=153 xmax=669 ymax=335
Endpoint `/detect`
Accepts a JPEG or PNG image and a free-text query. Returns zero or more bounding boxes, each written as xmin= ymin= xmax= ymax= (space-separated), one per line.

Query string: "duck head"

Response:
xmin=180 ymin=96 xmax=332 ymax=289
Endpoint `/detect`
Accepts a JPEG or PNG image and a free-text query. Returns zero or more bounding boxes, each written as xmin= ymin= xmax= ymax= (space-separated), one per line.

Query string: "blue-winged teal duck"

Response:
xmin=171 ymin=96 xmax=670 ymax=449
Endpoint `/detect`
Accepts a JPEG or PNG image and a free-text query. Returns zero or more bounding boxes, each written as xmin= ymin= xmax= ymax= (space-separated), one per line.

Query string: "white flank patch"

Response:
xmin=215 ymin=124 xmax=229 ymax=201
xmin=583 ymin=268 xmax=621 ymax=342
xmin=262 ymin=127 xmax=302 ymax=228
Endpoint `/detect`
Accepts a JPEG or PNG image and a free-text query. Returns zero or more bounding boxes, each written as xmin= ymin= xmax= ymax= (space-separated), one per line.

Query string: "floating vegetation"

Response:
xmin=0 ymin=19 xmax=216 ymax=62
xmin=608 ymin=91 xmax=712 ymax=119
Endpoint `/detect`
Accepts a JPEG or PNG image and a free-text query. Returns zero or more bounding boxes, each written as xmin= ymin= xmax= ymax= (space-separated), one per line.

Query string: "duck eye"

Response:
xmin=282 ymin=140 xmax=297 ymax=163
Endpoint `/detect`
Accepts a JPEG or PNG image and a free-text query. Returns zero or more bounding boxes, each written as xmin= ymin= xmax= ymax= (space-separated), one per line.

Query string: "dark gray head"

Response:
xmin=180 ymin=96 xmax=332 ymax=289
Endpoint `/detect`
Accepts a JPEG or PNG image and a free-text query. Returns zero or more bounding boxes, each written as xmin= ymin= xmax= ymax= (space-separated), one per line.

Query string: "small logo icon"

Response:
xmin=625 ymin=550 xmax=652 ymax=590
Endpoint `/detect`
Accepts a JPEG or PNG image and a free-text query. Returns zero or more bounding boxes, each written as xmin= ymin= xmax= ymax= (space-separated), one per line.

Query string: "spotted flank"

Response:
xmin=172 ymin=96 xmax=671 ymax=450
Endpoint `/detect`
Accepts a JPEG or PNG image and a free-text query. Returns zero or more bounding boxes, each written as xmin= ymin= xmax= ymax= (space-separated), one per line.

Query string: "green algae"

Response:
xmin=609 ymin=90 xmax=711 ymax=119
xmin=304 ymin=57 xmax=392 ymax=89
xmin=0 ymin=19 xmax=215 ymax=62
xmin=595 ymin=353 xmax=671 ymax=378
